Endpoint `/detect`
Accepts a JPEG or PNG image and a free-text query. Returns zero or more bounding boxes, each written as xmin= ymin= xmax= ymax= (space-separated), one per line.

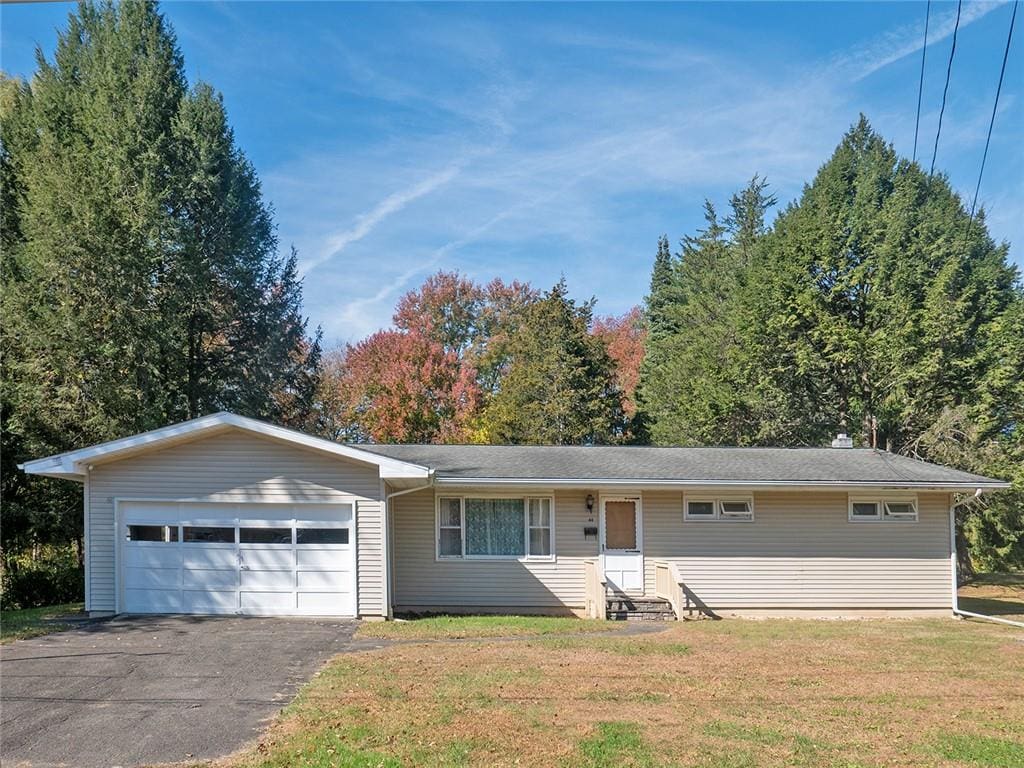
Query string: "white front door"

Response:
xmin=600 ymin=496 xmax=643 ymax=593
xmin=119 ymin=502 xmax=356 ymax=616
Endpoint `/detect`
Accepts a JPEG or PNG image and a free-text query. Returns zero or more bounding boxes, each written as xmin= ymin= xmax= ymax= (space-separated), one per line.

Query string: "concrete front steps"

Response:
xmin=606 ymin=597 xmax=676 ymax=621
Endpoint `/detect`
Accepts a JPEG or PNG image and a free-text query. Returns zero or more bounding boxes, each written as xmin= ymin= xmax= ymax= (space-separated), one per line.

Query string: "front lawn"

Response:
xmin=0 ymin=602 xmax=85 ymax=644
xmin=212 ymin=615 xmax=1024 ymax=768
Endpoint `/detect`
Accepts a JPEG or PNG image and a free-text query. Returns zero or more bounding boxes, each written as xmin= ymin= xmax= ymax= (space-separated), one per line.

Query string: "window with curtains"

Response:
xmin=437 ymin=496 xmax=554 ymax=559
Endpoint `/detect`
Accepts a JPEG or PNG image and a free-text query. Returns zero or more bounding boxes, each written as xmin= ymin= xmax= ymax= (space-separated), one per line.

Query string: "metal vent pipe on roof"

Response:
xmin=831 ymin=433 xmax=854 ymax=449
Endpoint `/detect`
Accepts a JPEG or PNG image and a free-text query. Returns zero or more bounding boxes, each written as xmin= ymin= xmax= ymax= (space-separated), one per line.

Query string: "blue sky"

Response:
xmin=2 ymin=2 xmax=1021 ymax=346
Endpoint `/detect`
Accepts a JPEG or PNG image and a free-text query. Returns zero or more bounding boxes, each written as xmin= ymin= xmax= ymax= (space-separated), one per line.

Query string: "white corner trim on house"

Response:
xmin=18 ymin=412 xmax=432 ymax=481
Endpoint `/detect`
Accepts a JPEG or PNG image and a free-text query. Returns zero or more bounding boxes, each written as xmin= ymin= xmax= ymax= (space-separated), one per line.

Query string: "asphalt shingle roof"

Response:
xmin=357 ymin=444 xmax=1004 ymax=486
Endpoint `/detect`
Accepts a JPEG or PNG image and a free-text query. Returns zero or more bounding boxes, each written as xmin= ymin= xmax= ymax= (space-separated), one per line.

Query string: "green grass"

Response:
xmin=0 ymin=602 xmax=85 ymax=643
xmin=357 ymin=614 xmax=625 ymax=640
xmin=572 ymin=722 xmax=655 ymax=768
xmin=932 ymin=734 xmax=1024 ymax=767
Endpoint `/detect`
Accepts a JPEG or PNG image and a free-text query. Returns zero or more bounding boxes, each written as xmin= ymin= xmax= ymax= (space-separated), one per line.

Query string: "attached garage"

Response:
xmin=120 ymin=502 xmax=356 ymax=616
xmin=19 ymin=412 xmax=432 ymax=619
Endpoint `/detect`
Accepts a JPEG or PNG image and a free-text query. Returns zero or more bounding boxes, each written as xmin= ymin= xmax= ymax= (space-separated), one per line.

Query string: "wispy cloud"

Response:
xmin=834 ymin=1 xmax=1005 ymax=81
xmin=298 ymin=160 xmax=465 ymax=277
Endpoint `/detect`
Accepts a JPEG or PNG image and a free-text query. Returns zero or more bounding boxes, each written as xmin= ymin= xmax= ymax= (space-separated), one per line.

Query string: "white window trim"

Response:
xmin=684 ymin=494 xmax=755 ymax=522
xmin=848 ymin=495 xmax=918 ymax=523
xmin=435 ymin=494 xmax=556 ymax=562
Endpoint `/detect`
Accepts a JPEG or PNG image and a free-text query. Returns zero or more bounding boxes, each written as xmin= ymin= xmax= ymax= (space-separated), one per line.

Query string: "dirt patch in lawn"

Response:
xmin=213 ymin=618 xmax=1024 ymax=768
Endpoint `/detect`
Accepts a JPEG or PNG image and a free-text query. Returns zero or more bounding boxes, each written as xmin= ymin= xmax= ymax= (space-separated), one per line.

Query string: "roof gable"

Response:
xmin=19 ymin=413 xmax=431 ymax=481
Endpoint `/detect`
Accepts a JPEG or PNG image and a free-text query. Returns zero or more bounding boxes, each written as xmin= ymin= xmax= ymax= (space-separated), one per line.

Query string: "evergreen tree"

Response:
xmin=639 ymin=179 xmax=779 ymax=445
xmin=1 ymin=1 xmax=319 ymax=576
xmin=639 ymin=116 xmax=1023 ymax=569
xmin=481 ymin=279 xmax=625 ymax=444
xmin=645 ymin=235 xmax=676 ymax=340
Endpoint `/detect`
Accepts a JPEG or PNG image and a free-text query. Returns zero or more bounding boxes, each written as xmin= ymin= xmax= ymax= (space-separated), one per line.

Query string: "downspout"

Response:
xmin=950 ymin=490 xmax=1024 ymax=629
xmin=383 ymin=472 xmax=434 ymax=620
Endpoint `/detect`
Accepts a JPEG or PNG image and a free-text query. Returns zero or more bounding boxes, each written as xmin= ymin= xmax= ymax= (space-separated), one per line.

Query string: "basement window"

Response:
xmin=684 ymin=496 xmax=754 ymax=522
xmin=848 ymin=497 xmax=918 ymax=523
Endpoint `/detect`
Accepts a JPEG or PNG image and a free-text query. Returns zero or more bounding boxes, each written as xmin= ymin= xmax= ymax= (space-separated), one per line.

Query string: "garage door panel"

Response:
xmin=126 ymin=567 xmax=180 ymax=589
xmin=299 ymin=592 xmax=350 ymax=613
xmin=183 ymin=589 xmax=238 ymax=613
xmin=125 ymin=547 xmax=182 ymax=569
xmin=241 ymin=591 xmax=295 ymax=612
xmin=297 ymin=570 xmax=350 ymax=590
xmin=296 ymin=549 xmax=348 ymax=568
xmin=125 ymin=588 xmax=181 ymax=613
xmin=183 ymin=547 xmax=237 ymax=570
xmin=241 ymin=569 xmax=295 ymax=590
xmin=238 ymin=548 xmax=294 ymax=570
xmin=183 ymin=568 xmax=237 ymax=590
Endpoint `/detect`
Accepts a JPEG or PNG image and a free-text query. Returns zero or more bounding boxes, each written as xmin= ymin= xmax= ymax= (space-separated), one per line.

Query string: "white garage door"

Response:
xmin=119 ymin=502 xmax=356 ymax=616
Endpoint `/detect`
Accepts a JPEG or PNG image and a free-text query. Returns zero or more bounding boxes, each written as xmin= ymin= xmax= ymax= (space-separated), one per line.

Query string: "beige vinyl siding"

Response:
xmin=391 ymin=488 xmax=598 ymax=611
xmin=86 ymin=430 xmax=386 ymax=616
xmin=644 ymin=491 xmax=952 ymax=608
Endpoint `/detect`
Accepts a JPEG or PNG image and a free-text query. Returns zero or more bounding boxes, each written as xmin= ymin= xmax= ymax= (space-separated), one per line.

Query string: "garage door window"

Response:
xmin=127 ymin=524 xmax=178 ymax=542
xmin=296 ymin=527 xmax=348 ymax=544
xmin=183 ymin=526 xmax=235 ymax=543
xmin=239 ymin=527 xmax=292 ymax=544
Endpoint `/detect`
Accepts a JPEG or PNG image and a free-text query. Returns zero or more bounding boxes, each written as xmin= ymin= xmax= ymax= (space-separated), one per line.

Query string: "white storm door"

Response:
xmin=600 ymin=497 xmax=643 ymax=593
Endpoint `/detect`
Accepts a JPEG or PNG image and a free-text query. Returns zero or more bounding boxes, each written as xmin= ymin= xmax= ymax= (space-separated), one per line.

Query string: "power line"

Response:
xmin=967 ymin=0 xmax=1018 ymax=230
xmin=913 ymin=0 xmax=932 ymax=163
xmin=930 ymin=0 xmax=962 ymax=176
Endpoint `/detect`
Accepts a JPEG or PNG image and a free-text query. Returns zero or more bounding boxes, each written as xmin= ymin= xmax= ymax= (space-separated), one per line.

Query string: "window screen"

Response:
xmin=851 ymin=502 xmax=880 ymax=519
xmin=687 ymin=501 xmax=715 ymax=517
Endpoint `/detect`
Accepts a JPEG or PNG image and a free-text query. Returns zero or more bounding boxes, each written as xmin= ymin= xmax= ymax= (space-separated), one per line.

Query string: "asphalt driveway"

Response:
xmin=1 ymin=615 xmax=360 ymax=768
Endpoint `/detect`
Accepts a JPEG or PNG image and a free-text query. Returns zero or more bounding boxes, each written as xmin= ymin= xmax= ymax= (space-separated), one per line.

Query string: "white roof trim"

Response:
xmin=18 ymin=412 xmax=432 ymax=481
xmin=431 ymin=477 xmax=1010 ymax=491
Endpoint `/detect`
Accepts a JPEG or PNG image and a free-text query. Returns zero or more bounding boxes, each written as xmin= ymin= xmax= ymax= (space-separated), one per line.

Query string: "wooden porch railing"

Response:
xmin=654 ymin=561 xmax=685 ymax=619
xmin=583 ymin=557 xmax=607 ymax=620
xmin=654 ymin=560 xmax=718 ymax=620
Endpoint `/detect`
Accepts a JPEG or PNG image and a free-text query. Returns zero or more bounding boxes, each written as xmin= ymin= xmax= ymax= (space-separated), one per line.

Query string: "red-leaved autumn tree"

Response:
xmin=319 ymin=331 xmax=480 ymax=443
xmin=592 ymin=306 xmax=646 ymax=418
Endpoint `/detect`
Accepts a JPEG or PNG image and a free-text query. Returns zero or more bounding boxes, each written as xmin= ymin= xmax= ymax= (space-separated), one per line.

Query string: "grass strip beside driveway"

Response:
xmin=0 ymin=602 xmax=85 ymax=644
xmin=357 ymin=614 xmax=627 ymax=640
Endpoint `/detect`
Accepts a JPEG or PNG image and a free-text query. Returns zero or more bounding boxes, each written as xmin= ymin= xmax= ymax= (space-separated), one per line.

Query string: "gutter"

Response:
xmin=431 ymin=477 xmax=1010 ymax=491
xmin=949 ymin=491 xmax=1024 ymax=629
xmin=383 ymin=472 xmax=435 ymax=620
